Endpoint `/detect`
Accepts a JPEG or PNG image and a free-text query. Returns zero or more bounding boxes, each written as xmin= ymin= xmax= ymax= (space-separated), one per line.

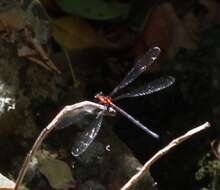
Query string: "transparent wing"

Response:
xmin=71 ymin=111 xmax=104 ymax=157
xmin=55 ymin=112 xmax=90 ymax=129
xmin=110 ymin=47 xmax=161 ymax=96
xmin=114 ymin=76 xmax=175 ymax=100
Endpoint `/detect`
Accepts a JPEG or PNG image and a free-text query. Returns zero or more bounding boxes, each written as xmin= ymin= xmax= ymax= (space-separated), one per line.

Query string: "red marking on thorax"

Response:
xmin=96 ymin=95 xmax=113 ymax=105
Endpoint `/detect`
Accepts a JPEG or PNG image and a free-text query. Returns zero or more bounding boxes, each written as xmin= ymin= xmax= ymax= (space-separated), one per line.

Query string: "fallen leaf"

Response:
xmin=37 ymin=150 xmax=75 ymax=190
xmin=134 ymin=3 xmax=172 ymax=56
xmin=52 ymin=16 xmax=113 ymax=49
xmin=0 ymin=6 xmax=25 ymax=31
xmin=23 ymin=0 xmax=51 ymax=43
xmin=17 ymin=45 xmax=37 ymax=57
xmin=134 ymin=3 xmax=199 ymax=59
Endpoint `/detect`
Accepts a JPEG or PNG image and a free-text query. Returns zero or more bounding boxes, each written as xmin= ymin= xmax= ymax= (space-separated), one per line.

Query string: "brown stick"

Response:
xmin=14 ymin=101 xmax=107 ymax=190
xmin=120 ymin=122 xmax=211 ymax=190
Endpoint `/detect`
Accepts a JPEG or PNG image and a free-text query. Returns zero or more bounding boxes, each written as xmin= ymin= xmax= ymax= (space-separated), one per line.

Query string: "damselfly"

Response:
xmin=72 ymin=47 xmax=175 ymax=156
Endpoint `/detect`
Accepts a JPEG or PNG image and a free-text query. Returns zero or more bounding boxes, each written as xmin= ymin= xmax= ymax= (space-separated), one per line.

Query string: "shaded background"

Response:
xmin=0 ymin=0 xmax=219 ymax=189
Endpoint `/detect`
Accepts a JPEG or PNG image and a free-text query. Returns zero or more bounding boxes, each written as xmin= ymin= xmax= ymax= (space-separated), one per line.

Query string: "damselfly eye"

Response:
xmin=95 ymin=91 xmax=103 ymax=98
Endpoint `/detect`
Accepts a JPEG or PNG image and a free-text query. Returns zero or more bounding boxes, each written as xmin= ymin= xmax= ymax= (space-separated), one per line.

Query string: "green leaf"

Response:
xmin=55 ymin=0 xmax=129 ymax=20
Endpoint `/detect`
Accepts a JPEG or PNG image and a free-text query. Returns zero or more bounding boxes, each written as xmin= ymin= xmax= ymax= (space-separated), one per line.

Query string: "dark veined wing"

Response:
xmin=71 ymin=111 xmax=104 ymax=157
xmin=110 ymin=47 xmax=161 ymax=96
xmin=114 ymin=76 xmax=175 ymax=100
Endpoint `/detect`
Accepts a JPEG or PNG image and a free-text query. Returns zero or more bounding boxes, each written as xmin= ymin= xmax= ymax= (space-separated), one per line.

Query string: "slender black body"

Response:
xmin=109 ymin=103 xmax=159 ymax=139
xmin=70 ymin=47 xmax=175 ymax=156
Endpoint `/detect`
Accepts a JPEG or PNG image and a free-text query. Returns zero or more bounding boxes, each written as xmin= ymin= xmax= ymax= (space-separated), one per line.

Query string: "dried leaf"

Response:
xmin=23 ymin=0 xmax=51 ymax=43
xmin=0 ymin=6 xmax=25 ymax=31
xmin=134 ymin=3 xmax=199 ymax=58
xmin=134 ymin=3 xmax=172 ymax=54
xmin=52 ymin=16 xmax=113 ymax=49
xmin=37 ymin=150 xmax=75 ymax=190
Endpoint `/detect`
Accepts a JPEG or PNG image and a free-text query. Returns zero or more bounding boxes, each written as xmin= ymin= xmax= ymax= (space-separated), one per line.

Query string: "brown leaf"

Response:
xmin=143 ymin=4 xmax=172 ymax=52
xmin=134 ymin=3 xmax=199 ymax=59
xmin=0 ymin=6 xmax=25 ymax=31
xmin=52 ymin=16 xmax=113 ymax=49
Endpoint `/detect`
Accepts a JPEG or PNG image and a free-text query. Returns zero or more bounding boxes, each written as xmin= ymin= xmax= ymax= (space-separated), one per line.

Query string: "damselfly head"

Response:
xmin=94 ymin=92 xmax=116 ymax=116
xmin=95 ymin=92 xmax=113 ymax=105
xmin=95 ymin=91 xmax=103 ymax=98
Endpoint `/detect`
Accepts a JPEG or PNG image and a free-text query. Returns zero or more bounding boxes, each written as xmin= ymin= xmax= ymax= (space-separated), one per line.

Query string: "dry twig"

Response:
xmin=14 ymin=101 xmax=108 ymax=190
xmin=120 ymin=122 xmax=211 ymax=190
